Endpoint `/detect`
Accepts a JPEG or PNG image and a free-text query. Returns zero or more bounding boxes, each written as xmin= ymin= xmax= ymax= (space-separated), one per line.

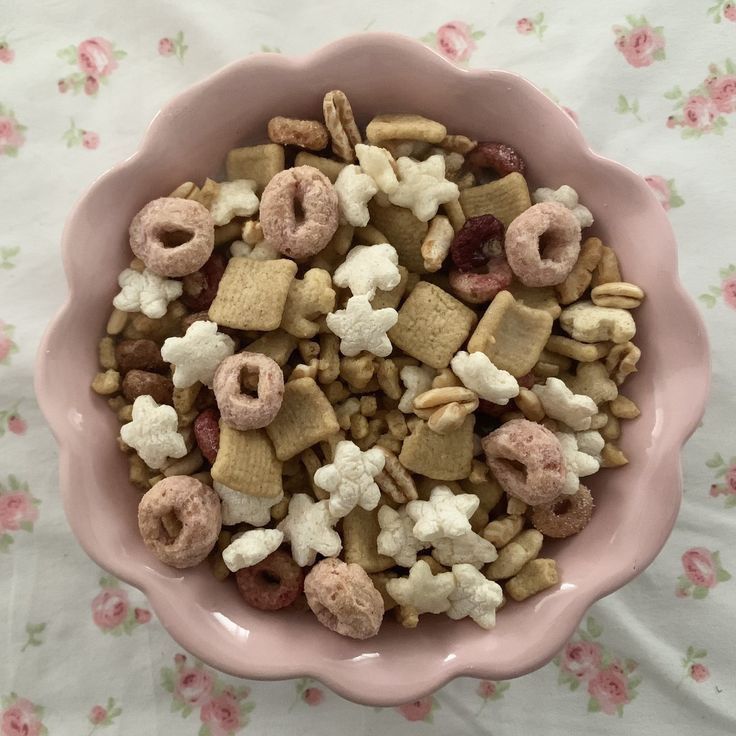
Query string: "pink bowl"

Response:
xmin=35 ymin=33 xmax=709 ymax=706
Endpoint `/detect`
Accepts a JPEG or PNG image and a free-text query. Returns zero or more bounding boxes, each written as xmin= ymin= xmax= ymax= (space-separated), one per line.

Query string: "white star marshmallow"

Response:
xmin=325 ymin=294 xmax=398 ymax=358
xmin=113 ymin=268 xmax=183 ymax=319
xmin=276 ymin=493 xmax=342 ymax=567
xmin=406 ymin=485 xmax=480 ymax=543
xmin=334 ymin=164 xmax=379 ymax=227
xmin=385 ymin=559 xmax=457 ymax=615
xmin=332 ymin=243 xmax=401 ymax=299
xmin=388 ymin=155 xmax=459 ymax=222
xmin=447 ymin=564 xmax=504 ymax=630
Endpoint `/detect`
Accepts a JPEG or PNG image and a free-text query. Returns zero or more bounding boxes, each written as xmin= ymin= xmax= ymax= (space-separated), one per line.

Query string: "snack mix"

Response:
xmin=93 ymin=92 xmax=643 ymax=640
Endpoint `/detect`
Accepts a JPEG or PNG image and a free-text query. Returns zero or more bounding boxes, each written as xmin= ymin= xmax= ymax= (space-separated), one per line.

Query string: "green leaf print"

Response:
xmin=586 ymin=616 xmax=603 ymax=638
xmin=706 ymin=453 xmax=725 ymax=468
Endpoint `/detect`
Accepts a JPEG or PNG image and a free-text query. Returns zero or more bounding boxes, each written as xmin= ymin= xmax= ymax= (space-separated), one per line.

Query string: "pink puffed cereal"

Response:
xmin=481 ymin=418 xmax=565 ymax=506
xmin=259 ymin=166 xmax=339 ymax=259
xmin=129 ymin=197 xmax=215 ymax=278
xmin=304 ymin=558 xmax=384 ymax=639
xmin=504 ymin=202 xmax=581 ymax=287
xmin=213 ymin=352 xmax=284 ymax=431
xmin=138 ymin=476 xmax=221 ymax=568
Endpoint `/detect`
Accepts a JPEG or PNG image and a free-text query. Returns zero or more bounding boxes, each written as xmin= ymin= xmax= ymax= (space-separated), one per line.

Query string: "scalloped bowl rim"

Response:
xmin=35 ymin=33 xmax=710 ymax=706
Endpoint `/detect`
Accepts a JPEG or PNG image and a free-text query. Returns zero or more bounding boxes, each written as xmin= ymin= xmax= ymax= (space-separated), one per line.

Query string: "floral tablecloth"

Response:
xmin=2 ymin=1 xmax=735 ymax=734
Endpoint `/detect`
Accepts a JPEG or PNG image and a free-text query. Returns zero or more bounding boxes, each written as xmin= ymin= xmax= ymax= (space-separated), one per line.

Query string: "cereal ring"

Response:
xmin=449 ymin=257 xmax=514 ymax=304
xmin=129 ymin=197 xmax=215 ymax=278
xmin=181 ymin=252 xmax=226 ymax=311
xmin=304 ymin=558 xmax=384 ymax=639
xmin=193 ymin=408 xmax=220 ymax=464
xmin=213 ymin=352 xmax=284 ymax=431
xmin=466 ymin=142 xmax=526 ymax=178
xmin=531 ymin=484 xmax=594 ymax=538
xmin=137 ymin=476 xmax=221 ymax=568
xmin=259 ymin=166 xmax=339 ymax=259
xmin=481 ymin=418 xmax=565 ymax=506
xmin=505 ymin=202 xmax=581 ymax=287
xmin=235 ymin=548 xmax=304 ymax=610
xmin=450 ymin=214 xmax=505 ymax=272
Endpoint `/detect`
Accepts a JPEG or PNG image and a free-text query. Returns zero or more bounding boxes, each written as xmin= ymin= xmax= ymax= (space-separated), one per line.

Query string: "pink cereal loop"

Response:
xmin=130 ymin=197 xmax=215 ymax=278
xmin=481 ymin=418 xmax=565 ymax=506
xmin=504 ymin=202 xmax=581 ymax=287
xmin=213 ymin=352 xmax=284 ymax=431
xmin=137 ymin=476 xmax=221 ymax=568
xmin=304 ymin=558 xmax=384 ymax=640
xmin=531 ymin=484 xmax=594 ymax=538
xmin=259 ymin=165 xmax=339 ymax=259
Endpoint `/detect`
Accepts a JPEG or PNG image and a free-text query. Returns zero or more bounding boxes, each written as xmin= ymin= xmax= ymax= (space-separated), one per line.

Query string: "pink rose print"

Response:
xmin=158 ymin=32 xmax=188 ymax=61
xmin=63 ymin=119 xmax=100 ymax=151
xmin=515 ymin=13 xmax=547 ymax=40
xmin=1 ymin=402 xmax=27 ymax=438
xmin=474 ymin=679 xmax=510 ymax=714
xmin=134 ymin=607 xmax=151 ymax=623
xmin=707 ymin=0 xmax=736 ymax=22
xmin=665 ymin=59 xmax=735 ymax=137
xmin=644 ymin=175 xmax=684 ymax=211
xmin=560 ymin=641 xmax=603 ymax=682
xmin=612 ymin=16 xmax=665 ymax=68
xmin=0 ymin=41 xmax=14 ymax=64
xmin=56 ymin=38 xmax=126 ymax=96
xmin=91 ymin=576 xmax=150 ymax=634
xmin=0 ymin=476 xmax=40 ymax=553
xmin=477 ymin=680 xmax=496 ymax=698
xmin=421 ymin=21 xmax=485 ymax=64
xmin=7 ymin=416 xmax=26 ymax=435
xmin=200 ymin=691 xmax=241 ymax=736
xmin=690 ymin=663 xmax=710 ymax=682
xmin=555 ymin=616 xmax=640 ymax=715
xmin=700 ymin=266 xmax=736 ymax=310
xmin=87 ymin=697 xmax=121 ymax=731
xmin=396 ymin=697 xmax=436 ymax=722
xmin=176 ymin=667 xmax=214 ymax=706
xmin=587 ymin=665 xmax=630 ymax=715
xmin=161 ymin=654 xmax=253 ymax=732
xmin=302 ymin=688 xmax=324 ymax=706
xmin=0 ymin=107 xmax=26 ymax=158
xmin=0 ymin=695 xmax=47 ymax=736
xmin=676 ymin=547 xmax=731 ymax=598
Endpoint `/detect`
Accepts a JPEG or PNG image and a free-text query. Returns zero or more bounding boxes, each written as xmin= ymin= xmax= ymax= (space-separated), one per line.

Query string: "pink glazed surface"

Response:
xmin=35 ymin=33 xmax=710 ymax=706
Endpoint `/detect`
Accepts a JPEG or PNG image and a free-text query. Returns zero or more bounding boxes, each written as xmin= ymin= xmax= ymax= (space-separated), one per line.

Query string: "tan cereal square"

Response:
xmin=459 ymin=172 xmax=531 ymax=227
xmin=343 ymin=506 xmax=395 ymax=573
xmin=208 ymin=258 xmax=297 ymax=331
xmin=468 ymin=290 xmax=552 ymax=377
xmin=266 ymin=377 xmax=340 ymax=460
xmin=226 ymin=143 xmax=285 ymax=195
xmin=389 ymin=282 xmax=477 ymax=370
xmin=399 ymin=416 xmax=474 ymax=481
xmin=211 ymin=424 xmax=282 ymax=497
xmin=368 ymin=200 xmax=429 ymax=273
xmin=244 ymin=330 xmax=298 ymax=366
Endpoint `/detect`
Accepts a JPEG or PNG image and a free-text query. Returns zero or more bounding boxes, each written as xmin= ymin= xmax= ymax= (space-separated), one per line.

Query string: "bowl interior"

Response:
xmin=39 ymin=35 xmax=708 ymax=705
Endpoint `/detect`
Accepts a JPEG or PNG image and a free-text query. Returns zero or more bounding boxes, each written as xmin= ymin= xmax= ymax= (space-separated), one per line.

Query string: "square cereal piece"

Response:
xmin=468 ymin=290 xmax=552 ymax=377
xmin=244 ymin=330 xmax=297 ymax=367
xmin=371 ymin=266 xmax=409 ymax=310
xmin=208 ymin=258 xmax=297 ymax=331
xmin=389 ymin=282 xmax=477 ymax=370
xmin=211 ymin=424 xmax=282 ymax=497
xmin=399 ymin=416 xmax=474 ymax=481
xmin=343 ymin=506 xmax=394 ymax=573
xmin=294 ymin=152 xmax=346 ymax=183
xmin=266 ymin=377 xmax=340 ymax=460
xmin=459 ymin=172 xmax=531 ymax=227
xmin=368 ymin=200 xmax=429 ymax=273
xmin=226 ymin=143 xmax=285 ymax=195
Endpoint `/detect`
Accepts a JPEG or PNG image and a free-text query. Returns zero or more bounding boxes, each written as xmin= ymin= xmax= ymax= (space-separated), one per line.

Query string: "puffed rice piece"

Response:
xmin=555 ymin=431 xmax=601 ymax=495
xmin=334 ymin=165 xmax=379 ymax=227
xmin=355 ymin=143 xmax=399 ymax=194
xmin=532 ymin=185 xmax=593 ymax=229
xmin=431 ymin=530 xmax=498 ymax=569
xmin=313 ymin=440 xmax=385 ymax=518
xmin=209 ymin=180 xmax=259 ymax=226
xmin=398 ymin=365 xmax=436 ymax=413
xmin=276 ymin=493 xmax=342 ymax=567
xmin=385 ymin=559 xmax=456 ymax=615
xmin=332 ymin=243 xmax=401 ymax=299
xmin=325 ymin=295 xmax=398 ymax=358
xmin=450 ymin=351 xmax=520 ymax=404
xmin=222 ymin=528 xmax=284 ymax=572
xmin=406 ymin=485 xmax=479 ymax=543
xmin=113 ymin=268 xmax=183 ymax=319
xmin=559 ymin=301 xmax=636 ymax=344
xmin=214 ymin=481 xmax=284 ymax=526
xmin=447 ymin=563 xmax=504 ymax=629
xmin=120 ymin=395 xmax=187 ymax=469
xmin=576 ymin=429 xmax=606 ymax=458
xmin=376 ymin=506 xmax=430 ymax=567
xmin=532 ymin=377 xmax=598 ymax=431
xmin=389 ymin=155 xmax=460 ymax=222
xmin=230 ymin=239 xmax=280 ymax=261
xmin=161 ymin=321 xmax=235 ymax=389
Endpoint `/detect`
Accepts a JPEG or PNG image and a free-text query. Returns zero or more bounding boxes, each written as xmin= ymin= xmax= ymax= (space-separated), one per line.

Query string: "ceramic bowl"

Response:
xmin=35 ymin=32 xmax=710 ymax=706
